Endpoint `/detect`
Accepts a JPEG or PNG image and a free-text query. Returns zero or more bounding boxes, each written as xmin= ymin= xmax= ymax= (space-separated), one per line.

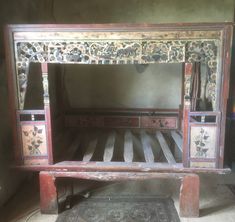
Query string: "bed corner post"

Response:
xmin=182 ymin=63 xmax=193 ymax=167
xmin=41 ymin=63 xmax=53 ymax=164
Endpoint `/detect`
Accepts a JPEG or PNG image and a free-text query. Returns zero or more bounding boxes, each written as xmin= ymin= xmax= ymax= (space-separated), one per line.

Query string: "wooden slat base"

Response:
xmin=53 ymin=129 xmax=182 ymax=164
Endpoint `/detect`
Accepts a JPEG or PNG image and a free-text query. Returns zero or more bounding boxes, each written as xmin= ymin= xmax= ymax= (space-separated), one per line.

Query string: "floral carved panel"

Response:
xmin=14 ymin=39 xmax=219 ymax=110
xmin=21 ymin=124 xmax=47 ymax=157
xmin=190 ymin=126 xmax=216 ymax=159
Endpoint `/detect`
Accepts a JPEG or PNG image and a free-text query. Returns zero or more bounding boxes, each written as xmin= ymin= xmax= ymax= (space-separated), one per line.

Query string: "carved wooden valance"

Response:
xmin=10 ymin=25 xmax=223 ymax=110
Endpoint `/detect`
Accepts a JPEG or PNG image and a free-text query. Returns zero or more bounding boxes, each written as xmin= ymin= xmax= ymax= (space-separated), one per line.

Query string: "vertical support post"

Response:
xmin=183 ymin=63 xmax=193 ymax=167
xmin=4 ymin=26 xmax=23 ymax=164
xmin=39 ymin=172 xmax=58 ymax=214
xmin=41 ymin=63 xmax=53 ymax=164
xmin=218 ymin=25 xmax=233 ymax=168
xmin=179 ymin=174 xmax=200 ymax=217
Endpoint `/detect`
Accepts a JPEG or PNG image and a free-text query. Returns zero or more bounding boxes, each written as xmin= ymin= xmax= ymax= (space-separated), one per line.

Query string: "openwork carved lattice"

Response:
xmin=15 ymin=39 xmax=219 ymax=109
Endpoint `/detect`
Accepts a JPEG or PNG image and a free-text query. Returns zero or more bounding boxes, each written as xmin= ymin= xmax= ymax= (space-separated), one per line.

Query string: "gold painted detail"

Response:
xmin=15 ymin=40 xmax=218 ymax=109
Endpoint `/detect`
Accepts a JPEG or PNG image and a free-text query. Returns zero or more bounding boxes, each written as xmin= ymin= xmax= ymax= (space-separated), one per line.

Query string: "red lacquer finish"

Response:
xmin=4 ymin=23 xmax=233 ymax=218
xmin=39 ymin=172 xmax=58 ymax=214
xmin=180 ymin=174 xmax=200 ymax=217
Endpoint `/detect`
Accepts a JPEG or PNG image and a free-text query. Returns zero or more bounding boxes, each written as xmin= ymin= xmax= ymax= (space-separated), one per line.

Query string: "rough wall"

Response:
xmin=0 ymin=0 xmax=234 ymax=206
xmin=63 ymin=64 xmax=182 ymax=109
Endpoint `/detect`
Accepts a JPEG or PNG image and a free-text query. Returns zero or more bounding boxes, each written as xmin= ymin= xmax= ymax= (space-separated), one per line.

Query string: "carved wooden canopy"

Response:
xmin=6 ymin=24 xmax=232 ymax=110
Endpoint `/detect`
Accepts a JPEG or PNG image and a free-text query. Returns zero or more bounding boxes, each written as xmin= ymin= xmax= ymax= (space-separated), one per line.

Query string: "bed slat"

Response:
xmin=67 ymin=134 xmax=81 ymax=160
xmin=140 ymin=130 xmax=154 ymax=163
xmin=103 ymin=131 xmax=116 ymax=162
xmin=171 ymin=131 xmax=183 ymax=152
xmin=156 ymin=131 xmax=176 ymax=164
xmin=124 ymin=130 xmax=134 ymax=163
xmin=83 ymin=138 xmax=98 ymax=162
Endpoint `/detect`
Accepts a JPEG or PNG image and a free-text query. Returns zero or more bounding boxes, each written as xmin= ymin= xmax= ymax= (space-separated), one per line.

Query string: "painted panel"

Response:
xmin=21 ymin=124 xmax=48 ymax=157
xmin=140 ymin=116 xmax=177 ymax=129
xmin=190 ymin=126 xmax=216 ymax=159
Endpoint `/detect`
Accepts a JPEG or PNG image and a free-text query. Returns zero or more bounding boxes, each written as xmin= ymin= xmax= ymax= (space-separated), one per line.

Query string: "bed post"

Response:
xmin=182 ymin=63 xmax=193 ymax=167
xmin=41 ymin=63 xmax=53 ymax=164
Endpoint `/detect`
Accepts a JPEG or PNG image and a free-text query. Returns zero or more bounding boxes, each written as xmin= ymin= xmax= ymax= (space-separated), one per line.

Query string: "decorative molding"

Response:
xmin=15 ymin=39 xmax=219 ymax=110
xmin=65 ymin=115 xmax=178 ymax=129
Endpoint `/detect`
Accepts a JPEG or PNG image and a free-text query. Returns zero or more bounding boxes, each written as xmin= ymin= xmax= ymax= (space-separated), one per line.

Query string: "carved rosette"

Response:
xmin=15 ymin=39 xmax=219 ymax=110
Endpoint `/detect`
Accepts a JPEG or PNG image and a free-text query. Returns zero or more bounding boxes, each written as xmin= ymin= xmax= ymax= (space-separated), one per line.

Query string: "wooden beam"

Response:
xmin=124 ymin=130 xmax=134 ymax=163
xmin=140 ymin=130 xmax=154 ymax=163
xmin=171 ymin=131 xmax=183 ymax=152
xmin=16 ymin=161 xmax=231 ymax=174
xmin=103 ymin=131 xmax=116 ymax=162
xmin=83 ymin=137 xmax=98 ymax=162
xmin=48 ymin=171 xmax=187 ymax=181
xmin=156 ymin=131 xmax=176 ymax=164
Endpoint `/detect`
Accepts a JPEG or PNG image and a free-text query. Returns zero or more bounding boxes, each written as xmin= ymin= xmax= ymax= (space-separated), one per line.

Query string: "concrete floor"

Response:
xmin=1 ymin=172 xmax=235 ymax=222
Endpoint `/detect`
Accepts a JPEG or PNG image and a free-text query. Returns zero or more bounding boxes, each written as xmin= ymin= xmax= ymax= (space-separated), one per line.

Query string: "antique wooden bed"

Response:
xmin=4 ymin=23 xmax=233 ymax=217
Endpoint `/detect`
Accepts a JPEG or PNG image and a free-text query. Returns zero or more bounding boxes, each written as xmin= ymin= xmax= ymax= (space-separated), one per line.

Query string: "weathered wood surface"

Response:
xmin=171 ymin=131 xmax=183 ymax=152
xmin=179 ymin=174 xmax=200 ymax=217
xmin=156 ymin=131 xmax=176 ymax=164
xmin=15 ymin=161 xmax=231 ymax=174
xmin=124 ymin=130 xmax=134 ymax=163
xmin=13 ymin=24 xmax=222 ymax=41
xmin=183 ymin=63 xmax=193 ymax=167
xmin=103 ymin=131 xmax=116 ymax=162
xmin=47 ymin=171 xmax=188 ymax=181
xmin=39 ymin=172 xmax=58 ymax=214
xmin=140 ymin=130 xmax=154 ymax=163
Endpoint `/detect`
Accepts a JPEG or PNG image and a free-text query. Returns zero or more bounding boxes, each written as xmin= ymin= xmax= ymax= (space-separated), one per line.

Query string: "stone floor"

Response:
xmin=1 ymin=172 xmax=235 ymax=222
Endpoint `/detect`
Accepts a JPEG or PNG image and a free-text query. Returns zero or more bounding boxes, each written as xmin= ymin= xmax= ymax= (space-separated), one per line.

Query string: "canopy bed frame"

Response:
xmin=4 ymin=23 xmax=233 ymax=217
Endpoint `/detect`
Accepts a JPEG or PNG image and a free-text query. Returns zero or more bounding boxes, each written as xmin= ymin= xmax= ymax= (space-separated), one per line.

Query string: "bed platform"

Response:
xmin=4 ymin=23 xmax=233 ymax=217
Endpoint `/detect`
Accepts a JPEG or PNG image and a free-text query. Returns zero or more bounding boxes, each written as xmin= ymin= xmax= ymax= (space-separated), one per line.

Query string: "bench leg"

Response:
xmin=179 ymin=174 xmax=200 ymax=217
xmin=39 ymin=172 xmax=58 ymax=214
